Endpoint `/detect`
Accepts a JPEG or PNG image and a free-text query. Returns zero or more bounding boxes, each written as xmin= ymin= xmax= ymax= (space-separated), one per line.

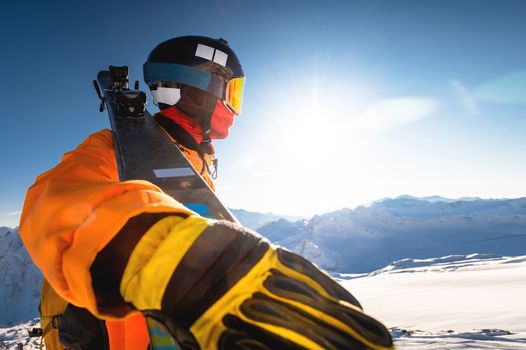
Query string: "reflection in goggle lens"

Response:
xmin=226 ymin=77 xmax=245 ymax=115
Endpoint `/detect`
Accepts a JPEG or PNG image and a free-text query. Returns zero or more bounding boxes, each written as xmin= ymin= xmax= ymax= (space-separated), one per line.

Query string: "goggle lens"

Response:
xmin=226 ymin=77 xmax=245 ymax=115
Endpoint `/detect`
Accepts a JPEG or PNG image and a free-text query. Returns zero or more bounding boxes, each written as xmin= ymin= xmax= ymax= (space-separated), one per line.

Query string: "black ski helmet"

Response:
xmin=144 ymin=36 xmax=245 ymax=114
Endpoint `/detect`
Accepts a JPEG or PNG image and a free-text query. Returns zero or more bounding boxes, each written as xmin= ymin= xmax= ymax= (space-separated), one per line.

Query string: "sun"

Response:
xmin=260 ymin=64 xmax=373 ymax=164
xmin=235 ymin=61 xmax=389 ymax=214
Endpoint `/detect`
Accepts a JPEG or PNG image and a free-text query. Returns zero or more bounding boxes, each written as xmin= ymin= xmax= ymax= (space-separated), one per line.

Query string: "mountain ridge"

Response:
xmin=258 ymin=196 xmax=526 ymax=272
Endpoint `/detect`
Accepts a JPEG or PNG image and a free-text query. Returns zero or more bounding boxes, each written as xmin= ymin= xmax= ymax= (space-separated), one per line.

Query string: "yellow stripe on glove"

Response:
xmin=120 ymin=215 xmax=208 ymax=310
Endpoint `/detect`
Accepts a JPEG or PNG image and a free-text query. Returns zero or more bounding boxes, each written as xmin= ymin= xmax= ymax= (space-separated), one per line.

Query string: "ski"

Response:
xmin=94 ymin=65 xmax=238 ymax=350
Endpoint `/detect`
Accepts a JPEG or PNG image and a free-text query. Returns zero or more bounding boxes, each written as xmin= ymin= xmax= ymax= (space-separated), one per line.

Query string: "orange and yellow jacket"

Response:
xmin=20 ymin=129 xmax=215 ymax=350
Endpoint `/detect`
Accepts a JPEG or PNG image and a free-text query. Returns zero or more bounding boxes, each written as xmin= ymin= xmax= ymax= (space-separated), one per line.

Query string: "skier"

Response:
xmin=20 ymin=36 xmax=394 ymax=350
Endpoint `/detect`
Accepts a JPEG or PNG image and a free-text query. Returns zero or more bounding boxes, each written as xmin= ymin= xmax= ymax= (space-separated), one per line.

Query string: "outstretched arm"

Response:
xmin=19 ymin=129 xmax=193 ymax=313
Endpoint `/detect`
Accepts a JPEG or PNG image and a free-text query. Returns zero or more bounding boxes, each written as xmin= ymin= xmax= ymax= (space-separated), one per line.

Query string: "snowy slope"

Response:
xmin=258 ymin=196 xmax=526 ymax=272
xmin=0 ymin=319 xmax=40 ymax=349
xmin=0 ymin=228 xmax=41 ymax=327
xmin=342 ymin=254 xmax=526 ymax=349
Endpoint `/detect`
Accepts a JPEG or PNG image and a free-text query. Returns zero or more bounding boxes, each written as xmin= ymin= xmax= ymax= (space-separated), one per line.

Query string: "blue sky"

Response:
xmin=1 ymin=0 xmax=525 ymax=227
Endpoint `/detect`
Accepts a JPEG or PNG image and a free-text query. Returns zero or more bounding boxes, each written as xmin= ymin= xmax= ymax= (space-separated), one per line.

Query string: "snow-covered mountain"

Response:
xmin=0 ymin=228 xmax=41 ymax=327
xmin=258 ymin=196 xmax=526 ymax=272
xmin=388 ymin=194 xmax=481 ymax=203
xmin=229 ymin=209 xmax=303 ymax=230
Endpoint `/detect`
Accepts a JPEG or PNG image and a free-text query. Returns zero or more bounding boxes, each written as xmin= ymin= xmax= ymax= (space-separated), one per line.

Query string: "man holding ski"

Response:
xmin=20 ymin=36 xmax=394 ymax=350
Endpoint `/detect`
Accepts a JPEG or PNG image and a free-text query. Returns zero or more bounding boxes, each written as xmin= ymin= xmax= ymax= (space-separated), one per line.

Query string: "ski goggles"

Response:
xmin=144 ymin=62 xmax=245 ymax=114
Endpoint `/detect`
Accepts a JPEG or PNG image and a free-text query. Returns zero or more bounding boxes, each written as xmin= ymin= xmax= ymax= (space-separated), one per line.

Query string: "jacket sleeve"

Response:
xmin=19 ymin=129 xmax=194 ymax=316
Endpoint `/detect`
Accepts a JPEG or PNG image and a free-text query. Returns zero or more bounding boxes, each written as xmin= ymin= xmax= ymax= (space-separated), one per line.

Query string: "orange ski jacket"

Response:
xmin=20 ymin=128 xmax=215 ymax=350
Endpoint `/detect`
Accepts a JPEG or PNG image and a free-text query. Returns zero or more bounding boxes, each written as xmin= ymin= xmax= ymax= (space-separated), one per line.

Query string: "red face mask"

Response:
xmin=210 ymin=100 xmax=236 ymax=139
xmin=160 ymin=100 xmax=235 ymax=144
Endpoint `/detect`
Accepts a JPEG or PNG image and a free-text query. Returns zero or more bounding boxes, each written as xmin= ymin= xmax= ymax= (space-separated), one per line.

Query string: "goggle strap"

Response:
xmin=144 ymin=62 xmax=226 ymax=100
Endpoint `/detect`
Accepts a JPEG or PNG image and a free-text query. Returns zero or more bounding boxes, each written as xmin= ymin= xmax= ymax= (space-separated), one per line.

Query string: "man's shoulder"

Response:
xmin=79 ymin=129 xmax=113 ymax=149
xmin=60 ymin=129 xmax=114 ymax=162
xmin=87 ymin=128 xmax=112 ymax=142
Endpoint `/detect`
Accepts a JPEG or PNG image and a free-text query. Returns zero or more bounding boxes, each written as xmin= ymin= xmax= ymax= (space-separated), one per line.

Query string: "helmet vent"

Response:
xmin=195 ymin=44 xmax=228 ymax=67
xmin=195 ymin=44 xmax=215 ymax=61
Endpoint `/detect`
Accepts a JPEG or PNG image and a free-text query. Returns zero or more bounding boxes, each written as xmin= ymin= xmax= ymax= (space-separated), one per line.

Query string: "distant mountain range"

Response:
xmin=258 ymin=196 xmax=526 ymax=272
xmin=382 ymin=195 xmax=481 ymax=203
xmin=1 ymin=195 xmax=525 ymax=326
xmin=229 ymin=208 xmax=303 ymax=230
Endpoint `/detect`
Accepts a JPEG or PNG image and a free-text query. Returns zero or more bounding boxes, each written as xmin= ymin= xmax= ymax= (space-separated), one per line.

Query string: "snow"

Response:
xmin=294 ymin=239 xmax=342 ymax=271
xmin=389 ymin=329 xmax=526 ymax=350
xmin=0 ymin=228 xmax=41 ymax=327
xmin=0 ymin=319 xmax=40 ymax=349
xmin=342 ymin=254 xmax=526 ymax=349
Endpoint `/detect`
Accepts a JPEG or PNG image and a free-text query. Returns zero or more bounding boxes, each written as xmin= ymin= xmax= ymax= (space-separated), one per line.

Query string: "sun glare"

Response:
xmin=246 ymin=61 xmax=389 ymax=214
xmin=262 ymin=66 xmax=371 ymax=160
xmin=236 ymin=57 xmax=451 ymax=215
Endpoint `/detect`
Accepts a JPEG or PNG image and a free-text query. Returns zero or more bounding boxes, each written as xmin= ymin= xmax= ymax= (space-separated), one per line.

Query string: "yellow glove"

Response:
xmin=119 ymin=215 xmax=394 ymax=350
